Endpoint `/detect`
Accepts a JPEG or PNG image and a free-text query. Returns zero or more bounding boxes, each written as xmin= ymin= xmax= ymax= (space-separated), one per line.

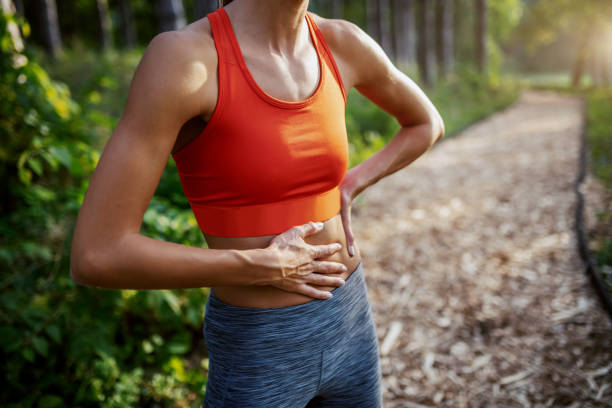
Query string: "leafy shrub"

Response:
xmin=1 ymin=10 xmax=209 ymax=408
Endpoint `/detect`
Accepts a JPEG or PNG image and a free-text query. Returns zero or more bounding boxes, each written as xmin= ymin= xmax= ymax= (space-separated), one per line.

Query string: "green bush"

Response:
xmin=1 ymin=10 xmax=209 ymax=407
xmin=585 ymin=88 xmax=612 ymax=296
xmin=345 ymin=61 xmax=522 ymax=168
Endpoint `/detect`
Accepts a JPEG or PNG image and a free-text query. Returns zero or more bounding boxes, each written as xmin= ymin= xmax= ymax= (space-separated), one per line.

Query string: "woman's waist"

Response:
xmin=205 ymin=212 xmax=362 ymax=308
xmin=204 ymin=259 xmax=371 ymax=353
xmin=210 ymin=252 xmax=362 ymax=308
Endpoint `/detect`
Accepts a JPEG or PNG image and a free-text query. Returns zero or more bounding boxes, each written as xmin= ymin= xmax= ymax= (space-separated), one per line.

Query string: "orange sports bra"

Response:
xmin=171 ymin=7 xmax=349 ymax=237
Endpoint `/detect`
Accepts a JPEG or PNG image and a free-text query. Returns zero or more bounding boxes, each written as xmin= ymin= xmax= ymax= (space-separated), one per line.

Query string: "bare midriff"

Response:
xmin=203 ymin=212 xmax=362 ymax=308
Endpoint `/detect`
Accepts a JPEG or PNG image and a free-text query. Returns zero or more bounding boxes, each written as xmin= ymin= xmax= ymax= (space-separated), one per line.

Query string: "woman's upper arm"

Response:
xmin=71 ymin=30 xmax=209 ymax=261
xmin=323 ymin=18 xmax=444 ymax=137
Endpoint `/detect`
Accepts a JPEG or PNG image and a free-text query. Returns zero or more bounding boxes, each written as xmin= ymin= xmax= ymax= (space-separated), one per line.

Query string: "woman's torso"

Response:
xmin=171 ymin=9 xmax=361 ymax=308
xmin=204 ymin=216 xmax=362 ymax=308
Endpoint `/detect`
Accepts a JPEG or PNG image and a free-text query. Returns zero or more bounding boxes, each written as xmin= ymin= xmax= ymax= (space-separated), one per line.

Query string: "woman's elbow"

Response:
xmin=430 ymin=113 xmax=445 ymax=145
xmin=70 ymin=244 xmax=106 ymax=287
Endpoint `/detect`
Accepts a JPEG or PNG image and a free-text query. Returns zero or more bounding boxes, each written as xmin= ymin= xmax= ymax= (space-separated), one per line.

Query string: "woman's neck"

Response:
xmin=223 ymin=0 xmax=311 ymax=55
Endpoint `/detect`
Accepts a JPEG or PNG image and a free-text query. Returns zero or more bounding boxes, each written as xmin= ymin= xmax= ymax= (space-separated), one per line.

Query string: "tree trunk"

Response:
xmin=418 ymin=0 xmax=436 ymax=87
xmin=39 ymin=0 xmax=62 ymax=59
xmin=96 ymin=0 xmax=112 ymax=50
xmin=436 ymin=0 xmax=454 ymax=80
xmin=309 ymin=0 xmax=323 ymax=15
xmin=11 ymin=0 xmax=24 ymax=16
xmin=331 ymin=0 xmax=343 ymax=19
xmin=392 ymin=0 xmax=416 ymax=68
xmin=193 ymin=0 xmax=217 ymax=18
xmin=571 ymin=33 xmax=589 ymax=88
xmin=367 ymin=0 xmax=392 ymax=56
xmin=118 ymin=0 xmax=137 ymax=48
xmin=475 ymin=0 xmax=487 ymax=75
xmin=366 ymin=0 xmax=381 ymax=44
xmin=378 ymin=0 xmax=392 ymax=57
xmin=157 ymin=0 xmax=186 ymax=33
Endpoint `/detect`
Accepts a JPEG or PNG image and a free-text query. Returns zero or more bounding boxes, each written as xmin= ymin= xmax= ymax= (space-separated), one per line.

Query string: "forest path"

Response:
xmin=352 ymin=89 xmax=612 ymax=407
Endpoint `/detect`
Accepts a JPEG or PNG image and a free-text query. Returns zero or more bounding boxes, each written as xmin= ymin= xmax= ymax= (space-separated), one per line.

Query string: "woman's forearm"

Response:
xmin=344 ymin=122 xmax=442 ymax=199
xmin=70 ymin=232 xmax=275 ymax=290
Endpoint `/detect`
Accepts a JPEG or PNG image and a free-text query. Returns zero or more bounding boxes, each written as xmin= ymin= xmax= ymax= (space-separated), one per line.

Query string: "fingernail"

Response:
xmin=325 ymin=292 xmax=333 ymax=298
xmin=316 ymin=222 xmax=324 ymax=228
xmin=348 ymin=244 xmax=354 ymax=256
xmin=338 ymin=279 xmax=345 ymax=286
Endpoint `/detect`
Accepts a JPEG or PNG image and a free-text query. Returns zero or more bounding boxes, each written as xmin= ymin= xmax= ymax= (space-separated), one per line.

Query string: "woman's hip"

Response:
xmin=203 ymin=259 xmax=374 ymax=355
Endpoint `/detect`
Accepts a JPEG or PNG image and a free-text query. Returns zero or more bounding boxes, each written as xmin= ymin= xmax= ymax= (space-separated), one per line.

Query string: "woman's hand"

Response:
xmin=339 ymin=183 xmax=356 ymax=257
xmin=340 ymin=169 xmax=359 ymax=257
xmin=264 ymin=221 xmax=348 ymax=299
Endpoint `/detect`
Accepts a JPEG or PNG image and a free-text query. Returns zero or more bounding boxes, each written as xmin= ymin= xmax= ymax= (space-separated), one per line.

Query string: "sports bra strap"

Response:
xmin=206 ymin=9 xmax=239 ymax=66
xmin=306 ymin=12 xmax=347 ymax=104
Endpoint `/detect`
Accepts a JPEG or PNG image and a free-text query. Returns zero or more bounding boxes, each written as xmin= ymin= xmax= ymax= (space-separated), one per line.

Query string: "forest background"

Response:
xmin=1 ymin=0 xmax=611 ymax=407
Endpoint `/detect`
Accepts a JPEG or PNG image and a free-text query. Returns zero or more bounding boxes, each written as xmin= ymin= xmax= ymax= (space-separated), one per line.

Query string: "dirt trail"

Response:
xmin=351 ymin=89 xmax=612 ymax=407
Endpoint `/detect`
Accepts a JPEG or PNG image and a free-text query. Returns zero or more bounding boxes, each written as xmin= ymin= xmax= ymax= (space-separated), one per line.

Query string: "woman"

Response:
xmin=70 ymin=0 xmax=444 ymax=406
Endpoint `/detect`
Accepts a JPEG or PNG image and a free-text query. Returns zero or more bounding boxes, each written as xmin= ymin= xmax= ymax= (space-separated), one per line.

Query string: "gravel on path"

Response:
xmin=352 ymin=89 xmax=612 ymax=407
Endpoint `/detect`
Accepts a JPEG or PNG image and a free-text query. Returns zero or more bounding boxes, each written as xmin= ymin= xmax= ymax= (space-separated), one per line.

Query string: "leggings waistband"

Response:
xmin=204 ymin=260 xmax=369 ymax=352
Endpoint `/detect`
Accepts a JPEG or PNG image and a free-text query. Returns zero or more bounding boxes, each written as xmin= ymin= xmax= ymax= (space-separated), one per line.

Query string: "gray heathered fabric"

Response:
xmin=202 ymin=260 xmax=383 ymax=407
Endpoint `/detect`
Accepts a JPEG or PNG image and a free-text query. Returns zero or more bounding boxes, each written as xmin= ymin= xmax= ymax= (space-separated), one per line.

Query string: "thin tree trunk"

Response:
xmin=331 ymin=0 xmax=343 ymax=19
xmin=379 ymin=0 xmax=392 ymax=56
xmin=96 ymin=0 xmax=112 ymax=50
xmin=193 ymin=0 xmax=217 ymax=19
xmin=436 ymin=0 xmax=453 ymax=79
xmin=366 ymin=0 xmax=381 ymax=45
xmin=418 ymin=0 xmax=436 ymax=87
xmin=309 ymin=0 xmax=323 ymax=15
xmin=392 ymin=0 xmax=416 ymax=68
xmin=11 ymin=0 xmax=23 ymax=16
xmin=475 ymin=0 xmax=487 ymax=75
xmin=157 ymin=0 xmax=186 ymax=33
xmin=571 ymin=34 xmax=589 ymax=88
xmin=39 ymin=0 xmax=62 ymax=59
xmin=118 ymin=0 xmax=137 ymax=48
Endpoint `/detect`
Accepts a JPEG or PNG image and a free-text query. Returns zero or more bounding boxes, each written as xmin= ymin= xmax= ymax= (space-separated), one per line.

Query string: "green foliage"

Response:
xmin=346 ymin=62 xmax=522 ymax=168
xmin=0 ymin=10 xmax=99 ymax=270
xmin=0 ymin=10 xmax=208 ymax=407
xmin=586 ymin=88 xmax=612 ymax=188
xmin=585 ymin=87 xmax=612 ymax=296
xmin=37 ymin=38 xmax=143 ymax=121
xmin=516 ymin=0 xmax=612 ymax=52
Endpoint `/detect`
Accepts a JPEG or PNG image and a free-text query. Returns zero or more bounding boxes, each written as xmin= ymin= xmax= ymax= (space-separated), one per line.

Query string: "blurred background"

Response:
xmin=1 ymin=0 xmax=610 ymax=407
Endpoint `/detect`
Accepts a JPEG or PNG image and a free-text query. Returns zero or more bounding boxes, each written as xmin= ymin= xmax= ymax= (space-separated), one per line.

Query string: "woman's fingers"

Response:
xmin=340 ymin=192 xmax=355 ymax=257
xmin=296 ymin=283 xmax=336 ymax=300
xmin=297 ymin=220 xmax=324 ymax=238
xmin=305 ymin=272 xmax=346 ymax=288
xmin=309 ymin=259 xmax=347 ymax=274
xmin=287 ymin=261 xmax=347 ymax=298
xmin=310 ymin=242 xmax=343 ymax=260
xmin=265 ymin=220 xmax=352 ymax=299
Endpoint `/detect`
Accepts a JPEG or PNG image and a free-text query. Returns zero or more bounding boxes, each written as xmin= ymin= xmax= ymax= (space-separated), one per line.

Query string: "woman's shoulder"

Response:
xmin=308 ymin=12 xmax=397 ymax=91
xmin=147 ymin=18 xmax=218 ymax=75
xmin=307 ymin=12 xmax=362 ymax=53
xmin=133 ymin=21 xmax=218 ymax=120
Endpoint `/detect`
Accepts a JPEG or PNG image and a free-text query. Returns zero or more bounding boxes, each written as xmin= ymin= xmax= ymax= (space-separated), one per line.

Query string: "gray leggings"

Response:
xmin=202 ymin=260 xmax=383 ymax=407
